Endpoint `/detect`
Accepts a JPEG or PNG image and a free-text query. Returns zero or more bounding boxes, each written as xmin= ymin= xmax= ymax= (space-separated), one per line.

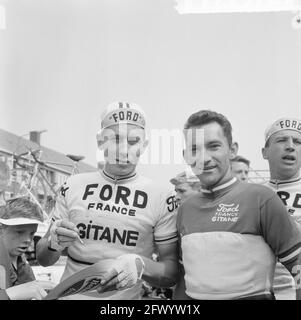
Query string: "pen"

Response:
xmin=71 ymin=226 xmax=84 ymax=244
xmin=76 ymin=233 xmax=84 ymax=244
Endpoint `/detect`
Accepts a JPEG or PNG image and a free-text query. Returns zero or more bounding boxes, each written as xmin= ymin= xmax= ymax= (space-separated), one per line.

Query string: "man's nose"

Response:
xmin=118 ymin=141 xmax=129 ymax=156
xmin=241 ymin=172 xmax=248 ymax=181
xmin=23 ymin=234 xmax=33 ymax=244
xmin=285 ymin=137 xmax=295 ymax=151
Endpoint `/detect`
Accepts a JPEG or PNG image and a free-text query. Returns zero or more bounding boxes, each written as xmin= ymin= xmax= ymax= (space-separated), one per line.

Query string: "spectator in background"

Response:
xmin=170 ymin=170 xmax=201 ymax=206
xmin=0 ymin=161 xmax=10 ymax=206
xmin=230 ymin=155 xmax=250 ymax=182
xmin=262 ymin=117 xmax=301 ymax=300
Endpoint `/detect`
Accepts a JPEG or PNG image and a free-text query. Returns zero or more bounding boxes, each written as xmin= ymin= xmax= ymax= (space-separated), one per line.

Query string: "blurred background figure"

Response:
xmin=170 ymin=168 xmax=201 ymax=206
xmin=0 ymin=161 xmax=10 ymax=207
xmin=230 ymin=155 xmax=250 ymax=182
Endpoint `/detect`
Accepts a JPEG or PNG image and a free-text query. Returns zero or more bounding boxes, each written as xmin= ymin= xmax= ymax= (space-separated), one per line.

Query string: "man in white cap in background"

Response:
xmin=170 ymin=168 xmax=201 ymax=206
xmin=262 ymin=117 xmax=301 ymax=300
xmin=36 ymin=101 xmax=178 ymax=299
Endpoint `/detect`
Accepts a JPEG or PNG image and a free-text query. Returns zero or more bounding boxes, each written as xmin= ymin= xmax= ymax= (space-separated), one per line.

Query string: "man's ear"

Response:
xmin=261 ymin=147 xmax=268 ymax=160
xmin=230 ymin=142 xmax=238 ymax=160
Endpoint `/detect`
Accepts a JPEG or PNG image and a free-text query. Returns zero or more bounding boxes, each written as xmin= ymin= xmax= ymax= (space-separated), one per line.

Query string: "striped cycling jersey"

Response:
xmin=265 ymin=175 xmax=301 ymax=300
xmin=177 ymin=178 xmax=301 ymax=300
xmin=52 ymin=170 xmax=177 ymax=299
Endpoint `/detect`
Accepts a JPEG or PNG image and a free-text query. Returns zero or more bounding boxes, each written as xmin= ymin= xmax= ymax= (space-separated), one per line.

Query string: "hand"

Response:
xmin=48 ymin=219 xmax=80 ymax=251
xmin=6 ymin=280 xmax=56 ymax=300
xmin=97 ymin=254 xmax=145 ymax=293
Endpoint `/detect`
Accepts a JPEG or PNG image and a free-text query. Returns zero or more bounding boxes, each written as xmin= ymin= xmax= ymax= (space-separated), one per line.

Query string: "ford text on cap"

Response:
xmin=265 ymin=117 xmax=301 ymax=142
xmin=100 ymin=102 xmax=146 ymax=130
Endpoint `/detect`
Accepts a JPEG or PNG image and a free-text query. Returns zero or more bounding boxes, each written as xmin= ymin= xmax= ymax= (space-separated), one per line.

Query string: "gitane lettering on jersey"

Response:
xmin=77 ymin=221 xmax=139 ymax=246
xmin=82 ymin=184 xmax=148 ymax=208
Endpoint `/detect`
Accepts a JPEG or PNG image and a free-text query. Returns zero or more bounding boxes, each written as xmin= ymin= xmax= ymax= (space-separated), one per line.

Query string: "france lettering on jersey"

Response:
xmin=52 ymin=170 xmax=177 ymax=299
xmin=265 ymin=176 xmax=301 ymax=300
xmin=177 ymin=179 xmax=301 ymax=300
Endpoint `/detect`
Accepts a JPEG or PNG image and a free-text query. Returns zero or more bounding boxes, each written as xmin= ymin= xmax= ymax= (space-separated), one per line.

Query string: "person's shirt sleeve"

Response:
xmin=51 ymin=179 xmax=71 ymax=221
xmin=260 ymin=192 xmax=301 ymax=265
xmin=153 ymin=189 xmax=178 ymax=245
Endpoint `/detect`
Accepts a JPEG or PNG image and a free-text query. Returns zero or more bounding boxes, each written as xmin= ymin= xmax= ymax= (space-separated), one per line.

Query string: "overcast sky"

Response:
xmin=1 ymin=0 xmax=301 ymax=186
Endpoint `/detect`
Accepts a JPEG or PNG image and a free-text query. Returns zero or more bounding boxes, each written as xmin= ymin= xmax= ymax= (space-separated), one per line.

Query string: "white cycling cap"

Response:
xmin=100 ymin=101 xmax=146 ymax=130
xmin=0 ymin=217 xmax=43 ymax=226
xmin=264 ymin=117 xmax=301 ymax=143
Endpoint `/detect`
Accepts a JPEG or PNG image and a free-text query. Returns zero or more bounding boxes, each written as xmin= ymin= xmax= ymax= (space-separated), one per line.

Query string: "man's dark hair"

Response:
xmin=231 ymin=155 xmax=250 ymax=167
xmin=184 ymin=110 xmax=233 ymax=146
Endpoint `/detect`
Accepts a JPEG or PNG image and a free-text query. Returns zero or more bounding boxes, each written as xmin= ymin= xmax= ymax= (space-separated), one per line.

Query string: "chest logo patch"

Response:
xmin=211 ymin=203 xmax=240 ymax=223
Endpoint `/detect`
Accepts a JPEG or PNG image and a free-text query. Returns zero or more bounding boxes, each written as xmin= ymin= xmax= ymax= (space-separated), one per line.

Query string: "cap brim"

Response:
xmin=0 ymin=217 xmax=43 ymax=226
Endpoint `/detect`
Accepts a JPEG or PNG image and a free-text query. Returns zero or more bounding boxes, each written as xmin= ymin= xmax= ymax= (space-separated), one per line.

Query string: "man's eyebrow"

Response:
xmin=207 ymin=140 xmax=222 ymax=145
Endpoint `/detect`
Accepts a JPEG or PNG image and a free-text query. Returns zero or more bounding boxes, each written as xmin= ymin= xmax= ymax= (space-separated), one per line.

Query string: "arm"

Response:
xmin=4 ymin=281 xmax=55 ymax=300
xmin=98 ymin=242 xmax=178 ymax=292
xmin=141 ymin=241 xmax=178 ymax=288
xmin=141 ymin=190 xmax=179 ymax=288
xmin=36 ymin=179 xmax=78 ymax=266
xmin=36 ymin=228 xmax=61 ymax=267
xmin=281 ymin=256 xmax=301 ymax=299
xmin=36 ymin=219 xmax=80 ymax=267
xmin=172 ymin=263 xmax=190 ymax=300
xmin=278 ymin=248 xmax=301 ymax=300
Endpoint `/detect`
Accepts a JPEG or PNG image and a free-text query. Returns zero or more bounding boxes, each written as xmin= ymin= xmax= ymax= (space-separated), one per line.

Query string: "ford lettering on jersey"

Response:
xmin=82 ymin=184 xmax=148 ymax=208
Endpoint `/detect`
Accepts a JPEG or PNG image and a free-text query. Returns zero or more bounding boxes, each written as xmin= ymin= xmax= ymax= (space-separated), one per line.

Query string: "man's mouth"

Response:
xmin=203 ymin=165 xmax=217 ymax=172
xmin=116 ymin=159 xmax=130 ymax=165
xmin=282 ymin=154 xmax=296 ymax=163
xmin=18 ymin=246 xmax=29 ymax=252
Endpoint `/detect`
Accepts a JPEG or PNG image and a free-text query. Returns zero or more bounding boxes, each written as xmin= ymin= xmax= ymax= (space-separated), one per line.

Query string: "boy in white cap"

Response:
xmin=0 ymin=197 xmax=54 ymax=300
xmin=262 ymin=117 xmax=301 ymax=300
xmin=36 ymin=101 xmax=178 ymax=299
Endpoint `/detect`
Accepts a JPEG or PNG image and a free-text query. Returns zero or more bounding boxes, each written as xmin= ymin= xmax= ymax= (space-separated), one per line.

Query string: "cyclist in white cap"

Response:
xmin=36 ymin=101 xmax=178 ymax=299
xmin=262 ymin=117 xmax=301 ymax=300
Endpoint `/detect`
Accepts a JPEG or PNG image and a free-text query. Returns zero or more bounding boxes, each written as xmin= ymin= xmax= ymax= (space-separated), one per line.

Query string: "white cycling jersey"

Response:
xmin=265 ymin=175 xmax=301 ymax=300
xmin=52 ymin=170 xmax=178 ymax=299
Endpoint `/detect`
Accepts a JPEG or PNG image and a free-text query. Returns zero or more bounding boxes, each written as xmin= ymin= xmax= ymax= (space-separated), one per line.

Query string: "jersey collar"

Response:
xmin=101 ymin=169 xmax=138 ymax=184
xmin=201 ymin=177 xmax=238 ymax=194
xmin=269 ymin=174 xmax=301 ymax=186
